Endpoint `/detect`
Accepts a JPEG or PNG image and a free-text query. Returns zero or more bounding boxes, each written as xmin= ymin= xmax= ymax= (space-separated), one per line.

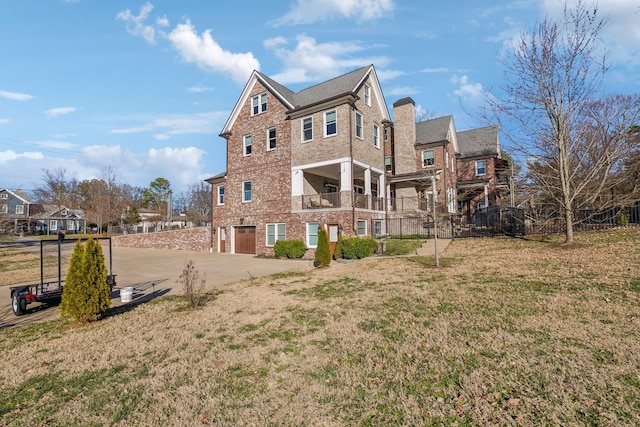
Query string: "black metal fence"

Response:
xmin=376 ymin=202 xmax=640 ymax=240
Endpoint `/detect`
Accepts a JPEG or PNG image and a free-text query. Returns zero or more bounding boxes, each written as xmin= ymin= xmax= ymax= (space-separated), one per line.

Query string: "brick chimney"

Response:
xmin=392 ymin=97 xmax=416 ymax=175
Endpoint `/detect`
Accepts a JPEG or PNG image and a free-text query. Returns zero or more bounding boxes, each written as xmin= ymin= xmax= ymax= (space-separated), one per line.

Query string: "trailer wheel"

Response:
xmin=12 ymin=292 xmax=26 ymax=316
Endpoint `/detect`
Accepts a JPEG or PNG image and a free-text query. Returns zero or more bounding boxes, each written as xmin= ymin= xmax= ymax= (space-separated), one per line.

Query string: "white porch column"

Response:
xmin=386 ymin=183 xmax=392 ymax=209
xmin=340 ymin=161 xmax=352 ymax=192
xmin=292 ymin=169 xmax=304 ymax=196
xmin=378 ymin=173 xmax=385 ymax=198
xmin=364 ymin=168 xmax=372 ymax=195
xmin=484 ymin=184 xmax=489 ymax=207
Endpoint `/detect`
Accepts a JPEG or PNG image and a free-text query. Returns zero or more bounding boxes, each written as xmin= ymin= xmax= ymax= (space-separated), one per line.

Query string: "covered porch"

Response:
xmin=292 ymin=158 xmax=385 ymax=211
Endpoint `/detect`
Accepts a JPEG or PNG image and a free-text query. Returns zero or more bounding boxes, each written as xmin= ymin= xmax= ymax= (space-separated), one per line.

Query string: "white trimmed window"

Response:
xmin=16 ymin=205 xmax=24 ymax=215
xmin=364 ymin=84 xmax=371 ymax=106
xmin=0 ymin=194 xmax=7 ymax=199
xmin=217 ymin=186 xmax=224 ymax=205
xmin=242 ymin=181 xmax=252 ymax=202
xmin=266 ymin=223 xmax=286 ymax=246
xmin=357 ymin=219 xmax=367 ymax=236
xmin=306 ymin=222 xmax=319 ymax=248
xmin=267 ymin=128 xmax=277 ymax=150
xmin=50 ymin=220 xmax=58 ymax=231
xmin=476 ymin=160 xmax=486 ymax=176
xmin=325 ymin=110 xmax=337 ymax=136
xmin=302 ymin=117 xmax=313 ymax=142
xmin=355 ymin=112 xmax=363 ymax=139
xmin=252 ymin=93 xmax=267 ymax=115
xmin=373 ymin=124 xmax=380 ymax=148
xmin=243 ymin=135 xmax=252 ymax=156
xmin=422 ymin=149 xmax=435 ymax=167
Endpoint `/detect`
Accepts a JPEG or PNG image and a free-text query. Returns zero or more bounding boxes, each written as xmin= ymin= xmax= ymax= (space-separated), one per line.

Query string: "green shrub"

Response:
xmin=342 ymin=236 xmax=379 ymax=259
xmin=616 ymin=209 xmax=629 ymax=226
xmin=61 ymin=237 xmax=111 ymax=322
xmin=315 ymin=228 xmax=331 ymax=267
xmin=333 ymin=231 xmax=343 ymax=260
xmin=274 ymin=239 xmax=306 ymax=258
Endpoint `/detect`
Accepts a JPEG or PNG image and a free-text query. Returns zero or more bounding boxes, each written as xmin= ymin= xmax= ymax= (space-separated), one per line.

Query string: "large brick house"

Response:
xmin=207 ymin=65 xmax=508 ymax=256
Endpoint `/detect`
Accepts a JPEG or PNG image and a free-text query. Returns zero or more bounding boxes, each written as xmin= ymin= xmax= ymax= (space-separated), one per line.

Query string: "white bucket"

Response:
xmin=120 ymin=287 xmax=134 ymax=303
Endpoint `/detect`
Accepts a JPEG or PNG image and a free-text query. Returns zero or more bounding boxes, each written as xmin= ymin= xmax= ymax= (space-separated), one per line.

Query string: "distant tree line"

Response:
xmin=31 ymin=167 xmax=211 ymax=233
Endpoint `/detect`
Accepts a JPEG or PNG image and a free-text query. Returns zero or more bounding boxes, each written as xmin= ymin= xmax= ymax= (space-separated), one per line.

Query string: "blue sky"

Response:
xmin=1 ymin=0 xmax=639 ymax=193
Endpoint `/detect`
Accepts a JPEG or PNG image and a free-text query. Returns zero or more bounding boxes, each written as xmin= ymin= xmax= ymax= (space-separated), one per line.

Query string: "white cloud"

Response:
xmin=422 ymin=67 xmax=450 ymax=73
xmin=266 ymin=34 xmax=390 ymax=84
xmin=79 ymin=144 xmax=127 ymax=165
xmin=272 ymin=0 xmax=394 ymax=25
xmin=146 ymin=146 xmax=206 ymax=187
xmin=0 ymin=118 xmax=10 ymax=124
xmin=167 ymin=20 xmax=260 ymax=83
xmin=0 ymin=149 xmax=44 ymax=163
xmin=52 ymin=133 xmax=77 ymax=138
xmin=116 ymin=2 xmax=157 ymax=44
xmin=110 ymin=111 xmax=224 ymax=138
xmin=156 ymin=16 xmax=169 ymax=27
xmin=35 ymin=140 xmax=75 ymax=150
xmin=186 ymin=86 xmax=214 ymax=93
xmin=45 ymin=107 xmax=77 ymax=118
xmin=0 ymin=90 xmax=34 ymax=101
xmin=452 ymin=75 xmax=484 ymax=101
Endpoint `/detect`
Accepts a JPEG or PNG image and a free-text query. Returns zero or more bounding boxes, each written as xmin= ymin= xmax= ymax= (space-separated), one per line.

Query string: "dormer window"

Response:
xmin=252 ymin=93 xmax=267 ymax=115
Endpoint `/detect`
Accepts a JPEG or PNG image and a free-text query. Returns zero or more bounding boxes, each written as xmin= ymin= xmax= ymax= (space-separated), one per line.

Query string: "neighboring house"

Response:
xmin=386 ymin=99 xmax=459 ymax=216
xmin=456 ymin=126 xmax=510 ymax=220
xmin=135 ymin=208 xmax=164 ymax=233
xmin=207 ymin=66 xmax=509 ymax=256
xmin=31 ymin=205 xmax=87 ymax=235
xmin=0 ymin=188 xmax=34 ymax=233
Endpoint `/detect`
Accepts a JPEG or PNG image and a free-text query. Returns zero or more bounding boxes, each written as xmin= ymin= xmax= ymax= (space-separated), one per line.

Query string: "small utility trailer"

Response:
xmin=10 ymin=235 xmax=117 ymax=316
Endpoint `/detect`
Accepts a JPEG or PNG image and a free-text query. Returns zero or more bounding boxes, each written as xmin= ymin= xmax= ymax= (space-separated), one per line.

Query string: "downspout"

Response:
xmin=349 ymin=103 xmax=355 ymax=233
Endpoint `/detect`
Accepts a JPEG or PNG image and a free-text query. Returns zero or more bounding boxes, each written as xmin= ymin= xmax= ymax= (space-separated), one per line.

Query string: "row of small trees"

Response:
xmin=32 ymin=168 xmax=211 ymax=233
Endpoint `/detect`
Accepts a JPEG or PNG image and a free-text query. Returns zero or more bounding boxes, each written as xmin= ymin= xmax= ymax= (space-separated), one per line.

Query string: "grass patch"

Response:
xmin=0 ymin=228 xmax=638 ymax=426
xmin=382 ymin=239 xmax=425 ymax=256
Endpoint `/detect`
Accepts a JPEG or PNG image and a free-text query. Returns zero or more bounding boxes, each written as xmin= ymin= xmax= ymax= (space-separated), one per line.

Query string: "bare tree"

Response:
xmin=33 ymin=168 xmax=75 ymax=233
xmin=482 ymin=1 xmax=640 ymax=243
xmin=186 ymin=182 xmax=211 ymax=225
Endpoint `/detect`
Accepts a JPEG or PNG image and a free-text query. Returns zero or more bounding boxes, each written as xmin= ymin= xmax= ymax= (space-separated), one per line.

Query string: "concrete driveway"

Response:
xmin=0 ymin=247 xmax=313 ymax=329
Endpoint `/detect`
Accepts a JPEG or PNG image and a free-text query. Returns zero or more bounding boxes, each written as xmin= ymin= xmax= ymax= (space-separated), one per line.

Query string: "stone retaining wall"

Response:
xmin=112 ymin=227 xmax=211 ymax=251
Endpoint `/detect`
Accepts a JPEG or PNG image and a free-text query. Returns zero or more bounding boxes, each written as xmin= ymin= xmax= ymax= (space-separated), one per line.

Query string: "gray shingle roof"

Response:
xmin=457 ymin=126 xmax=499 ymax=158
xmin=416 ymin=115 xmax=453 ymax=144
xmin=258 ymin=65 xmax=370 ymax=110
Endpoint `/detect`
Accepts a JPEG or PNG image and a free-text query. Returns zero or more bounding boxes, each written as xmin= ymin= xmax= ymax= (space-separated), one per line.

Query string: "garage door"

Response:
xmin=234 ymin=226 xmax=256 ymax=254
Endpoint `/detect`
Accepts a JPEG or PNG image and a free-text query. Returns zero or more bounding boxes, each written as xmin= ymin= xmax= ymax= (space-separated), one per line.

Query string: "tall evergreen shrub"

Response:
xmin=61 ymin=237 xmax=111 ymax=322
xmin=315 ymin=228 xmax=331 ymax=267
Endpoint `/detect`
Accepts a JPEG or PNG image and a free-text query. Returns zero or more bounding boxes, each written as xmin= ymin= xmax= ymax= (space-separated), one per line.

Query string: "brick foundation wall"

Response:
xmin=112 ymin=227 xmax=211 ymax=251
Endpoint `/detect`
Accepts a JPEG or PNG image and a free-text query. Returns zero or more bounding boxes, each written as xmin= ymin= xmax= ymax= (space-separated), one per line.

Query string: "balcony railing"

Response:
xmin=301 ymin=192 xmax=386 ymax=210
xmin=303 ymin=192 xmax=340 ymax=209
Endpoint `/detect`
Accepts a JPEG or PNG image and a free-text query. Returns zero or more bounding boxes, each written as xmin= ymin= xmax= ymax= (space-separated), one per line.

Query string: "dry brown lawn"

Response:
xmin=1 ymin=229 xmax=639 ymax=426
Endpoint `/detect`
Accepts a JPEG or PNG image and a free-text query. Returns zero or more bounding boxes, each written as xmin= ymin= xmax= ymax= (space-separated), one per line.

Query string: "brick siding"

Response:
xmin=113 ymin=227 xmax=211 ymax=251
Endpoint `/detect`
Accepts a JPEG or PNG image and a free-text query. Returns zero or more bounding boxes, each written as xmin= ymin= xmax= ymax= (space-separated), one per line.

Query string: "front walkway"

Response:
xmin=415 ymin=238 xmax=452 ymax=256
